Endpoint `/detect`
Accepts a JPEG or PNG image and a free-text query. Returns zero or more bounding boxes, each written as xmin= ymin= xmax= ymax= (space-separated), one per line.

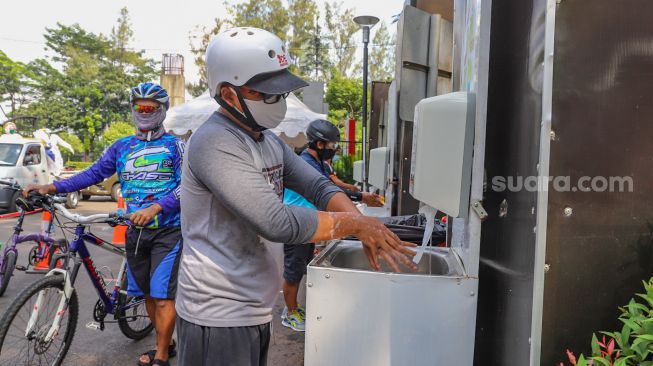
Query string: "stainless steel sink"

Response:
xmin=313 ymin=240 xmax=463 ymax=276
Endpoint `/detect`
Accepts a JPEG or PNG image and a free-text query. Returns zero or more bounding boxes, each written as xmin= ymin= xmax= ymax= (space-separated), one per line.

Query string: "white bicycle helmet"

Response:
xmin=205 ymin=27 xmax=308 ymax=131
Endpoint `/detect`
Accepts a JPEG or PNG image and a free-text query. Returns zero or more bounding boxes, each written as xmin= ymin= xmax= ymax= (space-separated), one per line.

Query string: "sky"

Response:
xmin=0 ymin=0 xmax=405 ymax=88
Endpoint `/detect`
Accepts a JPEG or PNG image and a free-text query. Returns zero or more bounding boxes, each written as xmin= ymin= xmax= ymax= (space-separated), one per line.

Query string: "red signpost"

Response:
xmin=347 ymin=118 xmax=356 ymax=156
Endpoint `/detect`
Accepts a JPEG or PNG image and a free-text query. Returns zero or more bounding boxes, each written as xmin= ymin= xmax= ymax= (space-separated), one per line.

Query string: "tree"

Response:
xmin=0 ymin=51 xmax=34 ymax=114
xmin=325 ymin=72 xmax=362 ymax=123
xmin=324 ymin=2 xmax=359 ymax=77
xmin=102 ymin=121 xmax=134 ymax=146
xmin=188 ymin=0 xmax=336 ymax=96
xmin=15 ymin=9 xmax=157 ymax=159
xmin=187 ymin=18 xmax=227 ymax=97
xmin=109 ymin=7 xmax=135 ymax=66
xmin=226 ymin=0 xmax=290 ymax=40
xmin=369 ymin=22 xmax=395 ymax=82
xmin=287 ymin=0 xmax=330 ymax=80
xmin=58 ymin=132 xmax=84 ymax=161
xmin=187 ymin=0 xmax=289 ymax=97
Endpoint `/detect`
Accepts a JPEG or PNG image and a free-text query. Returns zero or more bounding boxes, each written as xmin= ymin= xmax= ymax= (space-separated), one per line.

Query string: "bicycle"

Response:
xmin=0 ymin=193 xmax=153 ymax=365
xmin=0 ymin=180 xmax=67 ymax=297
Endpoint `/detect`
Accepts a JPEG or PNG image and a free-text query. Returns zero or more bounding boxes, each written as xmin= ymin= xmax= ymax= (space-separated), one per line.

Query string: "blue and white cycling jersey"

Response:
xmin=54 ymin=134 xmax=183 ymax=228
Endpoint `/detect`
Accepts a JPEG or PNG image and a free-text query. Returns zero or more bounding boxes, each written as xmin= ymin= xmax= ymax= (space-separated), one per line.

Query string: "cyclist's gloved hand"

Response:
xmin=23 ymin=183 xmax=56 ymax=198
xmin=130 ymin=203 xmax=162 ymax=227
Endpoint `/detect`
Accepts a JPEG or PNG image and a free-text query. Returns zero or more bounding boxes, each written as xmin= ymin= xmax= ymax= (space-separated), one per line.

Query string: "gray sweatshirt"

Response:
xmin=176 ymin=112 xmax=341 ymax=327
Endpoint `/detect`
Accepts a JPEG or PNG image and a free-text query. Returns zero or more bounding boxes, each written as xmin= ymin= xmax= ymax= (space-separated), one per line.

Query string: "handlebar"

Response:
xmin=53 ymin=203 xmax=131 ymax=225
xmin=0 ymin=179 xmax=21 ymax=190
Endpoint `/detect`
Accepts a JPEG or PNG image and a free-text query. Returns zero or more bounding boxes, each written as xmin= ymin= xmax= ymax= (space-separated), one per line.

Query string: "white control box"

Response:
xmin=409 ymin=92 xmax=475 ymax=218
xmin=368 ymin=147 xmax=389 ymax=190
xmin=353 ymin=160 xmax=364 ymax=183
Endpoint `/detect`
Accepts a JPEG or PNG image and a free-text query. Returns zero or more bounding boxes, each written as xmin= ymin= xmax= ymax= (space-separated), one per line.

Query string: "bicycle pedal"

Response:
xmin=86 ymin=322 xmax=101 ymax=331
xmin=15 ymin=265 xmax=27 ymax=271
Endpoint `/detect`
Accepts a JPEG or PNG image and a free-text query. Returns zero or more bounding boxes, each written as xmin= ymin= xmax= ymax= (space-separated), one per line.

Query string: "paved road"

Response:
xmin=0 ymin=198 xmax=305 ymax=366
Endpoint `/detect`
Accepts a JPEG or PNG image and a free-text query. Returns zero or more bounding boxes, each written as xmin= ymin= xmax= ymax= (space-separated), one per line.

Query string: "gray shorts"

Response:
xmin=177 ymin=316 xmax=271 ymax=366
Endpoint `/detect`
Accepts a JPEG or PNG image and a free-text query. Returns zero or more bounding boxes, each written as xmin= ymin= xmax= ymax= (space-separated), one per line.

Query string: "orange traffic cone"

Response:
xmin=29 ymin=211 xmax=56 ymax=272
xmin=112 ymin=195 xmax=127 ymax=246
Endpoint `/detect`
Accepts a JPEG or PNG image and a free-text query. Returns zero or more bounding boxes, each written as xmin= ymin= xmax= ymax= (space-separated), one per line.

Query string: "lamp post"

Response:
xmin=353 ymin=15 xmax=379 ymax=192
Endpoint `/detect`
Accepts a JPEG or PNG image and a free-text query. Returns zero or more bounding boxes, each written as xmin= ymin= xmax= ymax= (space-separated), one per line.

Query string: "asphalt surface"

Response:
xmin=0 ymin=197 xmax=305 ymax=366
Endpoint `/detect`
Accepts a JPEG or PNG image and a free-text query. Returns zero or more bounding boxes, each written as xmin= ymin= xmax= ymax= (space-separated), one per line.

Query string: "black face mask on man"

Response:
xmin=317 ymin=147 xmax=337 ymax=161
xmin=311 ymin=141 xmax=337 ymax=161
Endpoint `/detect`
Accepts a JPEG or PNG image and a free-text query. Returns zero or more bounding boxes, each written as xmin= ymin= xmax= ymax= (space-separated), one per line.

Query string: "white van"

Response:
xmin=0 ymin=134 xmax=79 ymax=212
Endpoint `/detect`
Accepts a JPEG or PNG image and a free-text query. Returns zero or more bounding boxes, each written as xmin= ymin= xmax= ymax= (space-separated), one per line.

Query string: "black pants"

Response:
xmin=283 ymin=243 xmax=315 ymax=284
xmin=177 ymin=316 xmax=271 ymax=366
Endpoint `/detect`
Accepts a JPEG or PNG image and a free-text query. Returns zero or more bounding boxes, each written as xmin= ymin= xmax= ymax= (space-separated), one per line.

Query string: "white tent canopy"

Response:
xmin=163 ymin=92 xmax=326 ymax=148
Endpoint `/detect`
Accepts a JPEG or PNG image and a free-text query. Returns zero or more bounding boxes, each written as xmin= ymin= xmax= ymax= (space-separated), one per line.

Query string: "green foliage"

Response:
xmin=227 ymin=0 xmax=290 ymax=40
xmin=561 ymin=278 xmax=653 ymax=366
xmin=332 ymin=155 xmax=355 ymax=184
xmin=11 ymin=8 xmax=157 ymax=159
xmin=287 ymin=0 xmax=329 ymax=80
xmin=65 ymin=161 xmax=93 ymax=170
xmin=325 ymin=72 xmax=362 ymax=122
xmin=189 ymin=0 xmax=363 ymax=94
xmin=187 ymin=0 xmax=292 ymax=96
xmin=103 ymin=121 xmax=134 ymax=146
xmin=58 ymin=132 xmax=84 ymax=161
xmin=370 ymin=21 xmax=396 ymax=82
xmin=324 ymin=1 xmax=359 ymax=77
xmin=0 ymin=50 xmax=34 ymax=113
xmin=187 ymin=18 xmax=227 ymax=97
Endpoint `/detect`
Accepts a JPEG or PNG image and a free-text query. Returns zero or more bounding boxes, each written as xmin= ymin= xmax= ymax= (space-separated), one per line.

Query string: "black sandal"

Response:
xmin=136 ymin=340 xmax=177 ymax=366
xmin=152 ymin=360 xmax=170 ymax=366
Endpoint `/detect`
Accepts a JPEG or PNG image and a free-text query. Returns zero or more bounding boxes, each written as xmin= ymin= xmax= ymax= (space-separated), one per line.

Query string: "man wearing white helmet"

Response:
xmin=176 ymin=27 xmax=416 ymax=366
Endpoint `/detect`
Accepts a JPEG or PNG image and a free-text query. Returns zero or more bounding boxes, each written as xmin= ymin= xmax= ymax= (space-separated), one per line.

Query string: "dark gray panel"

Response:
xmin=542 ymin=0 xmax=653 ymax=364
xmin=397 ymin=120 xmax=421 ymax=215
xmin=370 ymin=82 xmax=391 ymax=150
xmin=474 ymin=0 xmax=545 ymax=364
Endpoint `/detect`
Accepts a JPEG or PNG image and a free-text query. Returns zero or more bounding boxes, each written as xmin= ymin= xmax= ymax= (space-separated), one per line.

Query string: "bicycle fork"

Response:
xmin=25 ymin=269 xmax=74 ymax=342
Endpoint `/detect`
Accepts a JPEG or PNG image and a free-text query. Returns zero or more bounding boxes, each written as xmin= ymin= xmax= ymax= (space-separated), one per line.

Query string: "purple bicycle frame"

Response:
xmin=0 ymin=210 xmax=56 ymax=271
xmin=67 ymin=224 xmax=133 ymax=315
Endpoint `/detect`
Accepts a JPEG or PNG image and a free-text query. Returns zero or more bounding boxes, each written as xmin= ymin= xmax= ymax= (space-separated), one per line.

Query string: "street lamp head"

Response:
xmin=353 ymin=15 xmax=380 ymax=28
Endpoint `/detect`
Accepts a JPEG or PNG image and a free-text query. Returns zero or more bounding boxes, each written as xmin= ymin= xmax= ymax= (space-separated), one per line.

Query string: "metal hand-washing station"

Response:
xmin=305 ymin=241 xmax=477 ymax=366
xmin=305 ymin=92 xmax=481 ymax=366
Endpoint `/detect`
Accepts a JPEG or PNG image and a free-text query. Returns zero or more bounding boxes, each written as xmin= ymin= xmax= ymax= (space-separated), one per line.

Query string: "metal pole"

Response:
xmin=362 ymin=26 xmax=370 ymax=191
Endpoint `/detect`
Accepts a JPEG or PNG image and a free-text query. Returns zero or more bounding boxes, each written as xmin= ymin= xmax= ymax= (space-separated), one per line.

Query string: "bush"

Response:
xmin=560 ymin=278 xmax=653 ymax=366
xmin=332 ymin=155 xmax=355 ymax=184
xmin=65 ymin=161 xmax=93 ymax=170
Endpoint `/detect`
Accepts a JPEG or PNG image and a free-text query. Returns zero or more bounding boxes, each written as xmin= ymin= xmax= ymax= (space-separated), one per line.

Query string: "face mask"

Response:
xmin=132 ymin=107 xmax=166 ymax=141
xmin=318 ymin=147 xmax=337 ymax=161
xmin=241 ymin=98 xmax=287 ymax=130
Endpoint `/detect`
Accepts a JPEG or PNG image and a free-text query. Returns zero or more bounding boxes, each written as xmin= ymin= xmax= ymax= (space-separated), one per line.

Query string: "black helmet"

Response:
xmin=307 ymin=119 xmax=340 ymax=143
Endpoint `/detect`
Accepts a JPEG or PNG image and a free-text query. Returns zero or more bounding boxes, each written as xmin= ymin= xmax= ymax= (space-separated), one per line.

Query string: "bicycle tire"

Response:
xmin=0 ymin=275 xmax=78 ymax=366
xmin=0 ymin=251 xmax=17 ymax=297
xmin=116 ymin=269 xmax=153 ymax=340
xmin=28 ymin=244 xmax=39 ymax=266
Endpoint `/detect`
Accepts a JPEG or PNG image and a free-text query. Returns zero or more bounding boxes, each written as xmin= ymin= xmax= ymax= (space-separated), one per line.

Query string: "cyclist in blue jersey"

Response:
xmin=280 ymin=119 xmax=384 ymax=332
xmin=25 ymin=83 xmax=183 ymax=366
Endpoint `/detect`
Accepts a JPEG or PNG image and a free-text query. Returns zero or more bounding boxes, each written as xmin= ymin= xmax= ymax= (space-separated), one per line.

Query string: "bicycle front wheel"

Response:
xmin=0 ymin=251 xmax=17 ymax=297
xmin=0 ymin=275 xmax=78 ymax=366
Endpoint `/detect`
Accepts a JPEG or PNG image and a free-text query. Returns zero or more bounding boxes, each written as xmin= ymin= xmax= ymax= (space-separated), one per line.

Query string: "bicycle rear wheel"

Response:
xmin=0 ymin=275 xmax=78 ymax=366
xmin=0 ymin=251 xmax=17 ymax=297
xmin=117 ymin=273 xmax=153 ymax=340
xmin=117 ymin=295 xmax=154 ymax=340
